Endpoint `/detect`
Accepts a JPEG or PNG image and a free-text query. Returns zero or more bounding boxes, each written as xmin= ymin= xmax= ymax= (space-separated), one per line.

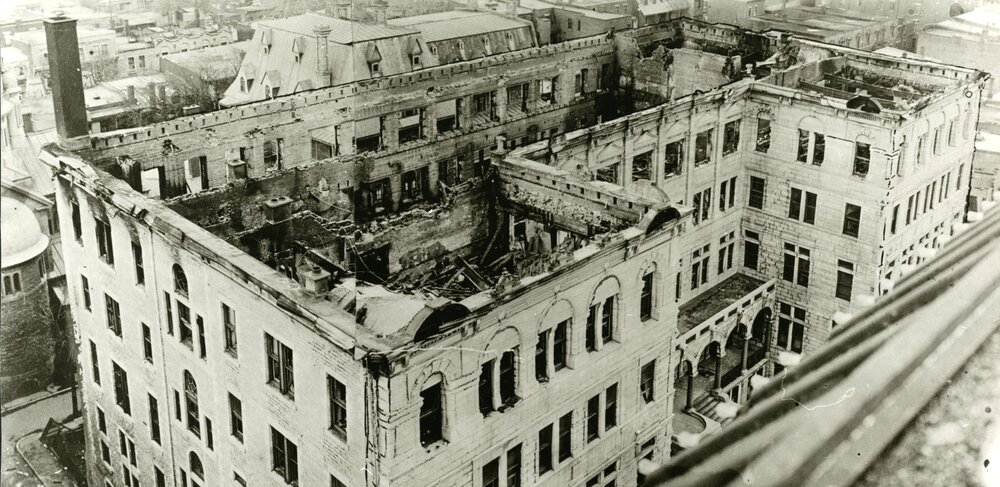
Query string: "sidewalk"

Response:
xmin=16 ymin=430 xmax=79 ymax=486
xmin=1 ymin=387 xmax=72 ymax=417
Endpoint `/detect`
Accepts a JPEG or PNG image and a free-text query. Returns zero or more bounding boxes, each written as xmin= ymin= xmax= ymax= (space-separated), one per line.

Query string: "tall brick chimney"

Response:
xmin=44 ymin=15 xmax=89 ymax=149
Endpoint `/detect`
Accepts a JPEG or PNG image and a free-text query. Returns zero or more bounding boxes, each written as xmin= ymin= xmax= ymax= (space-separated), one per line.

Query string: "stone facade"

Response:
xmin=42 ymin=14 xmax=988 ymax=487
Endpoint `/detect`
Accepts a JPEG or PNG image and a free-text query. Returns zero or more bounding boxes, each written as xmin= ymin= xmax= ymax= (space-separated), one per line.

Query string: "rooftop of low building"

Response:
xmin=742 ymin=6 xmax=894 ymax=40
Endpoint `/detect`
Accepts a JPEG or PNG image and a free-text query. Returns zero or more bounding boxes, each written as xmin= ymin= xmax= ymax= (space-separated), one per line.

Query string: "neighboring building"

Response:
xmin=740 ymin=7 xmax=912 ymax=50
xmin=116 ymin=26 xmax=238 ymax=77
xmin=1 ymin=46 xmax=30 ymax=93
xmin=630 ymin=0 xmax=694 ymax=25
xmin=705 ymin=0 xmax=766 ymax=25
xmin=38 ymin=12 xmax=986 ymax=487
xmin=0 ymin=196 xmax=55 ymax=401
xmin=818 ymin=0 xmax=951 ymax=28
xmin=0 ymin=4 xmax=111 ymax=35
xmin=160 ymin=41 xmax=249 ymax=105
xmin=220 ymin=10 xmax=536 ymax=106
xmin=513 ymin=0 xmax=634 ymax=45
xmin=916 ymin=4 xmax=1000 ymax=95
xmin=1 ymin=88 xmax=71 ymax=402
xmin=916 ymin=5 xmax=1000 ymax=209
xmin=9 ymin=25 xmax=118 ymax=82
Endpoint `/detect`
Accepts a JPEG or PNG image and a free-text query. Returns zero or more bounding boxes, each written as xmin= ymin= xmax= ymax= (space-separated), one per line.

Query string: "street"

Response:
xmin=1 ymin=391 xmax=75 ymax=487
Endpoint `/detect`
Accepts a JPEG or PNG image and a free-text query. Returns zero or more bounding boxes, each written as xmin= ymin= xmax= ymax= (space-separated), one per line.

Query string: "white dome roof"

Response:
xmin=1 ymin=196 xmax=49 ymax=268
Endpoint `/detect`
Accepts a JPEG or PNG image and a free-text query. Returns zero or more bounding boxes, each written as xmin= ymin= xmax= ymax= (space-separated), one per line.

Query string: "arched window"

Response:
xmin=189 ymin=451 xmax=204 ymax=479
xmin=184 ymin=370 xmax=201 ymax=436
xmin=173 ymin=264 xmax=188 ymax=296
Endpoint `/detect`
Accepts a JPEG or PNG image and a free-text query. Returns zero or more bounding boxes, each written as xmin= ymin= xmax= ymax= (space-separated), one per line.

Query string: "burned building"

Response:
xmin=38 ymin=10 xmax=987 ymax=487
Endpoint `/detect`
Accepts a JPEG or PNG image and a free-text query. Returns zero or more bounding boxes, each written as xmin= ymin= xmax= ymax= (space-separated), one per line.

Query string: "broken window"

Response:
xmin=90 ymin=341 xmax=101 ymax=384
xmin=265 ymin=333 xmax=294 ymax=398
xmin=435 ymin=99 xmax=459 ymax=133
xmin=836 ymin=259 xmax=855 ymax=302
xmin=558 ymin=412 xmax=572 ymax=460
xmin=586 ymin=304 xmax=597 ymax=352
xmin=586 ymin=395 xmax=600 ymax=442
xmin=690 ymin=244 xmax=710 ymax=290
xmin=755 ymin=118 xmax=771 ymax=152
xmin=692 ymin=187 xmax=711 ymax=224
xmin=553 ymin=320 xmax=567 ymax=370
xmin=717 ymin=231 xmax=735 ymax=274
xmin=483 ymin=458 xmax=500 ymax=487
xmin=113 ymin=362 xmax=131 ymax=415
xmin=640 ymin=272 xmax=654 ymax=321
xmin=328 ymin=375 xmax=347 ymax=439
xmin=604 ymin=384 xmax=617 ymax=430
xmin=777 ymin=303 xmax=806 ymax=353
xmin=183 ymin=156 xmax=208 ymax=193
xmin=105 ymin=294 xmax=122 ymax=336
xmin=400 ymin=166 xmax=430 ymax=205
xmin=71 ymin=200 xmax=82 ymax=240
xmin=743 ymin=230 xmax=760 ymax=270
xmin=664 ymin=140 xmax=683 ymax=177
xmin=311 ymin=139 xmax=333 ymax=160
xmin=506 ymin=83 xmax=529 ymax=112
xmin=142 ymin=324 xmax=152 ymax=362
xmin=640 ymin=361 xmax=655 ymax=403
xmin=748 ymin=176 xmax=766 ymax=209
xmin=499 ymin=349 xmax=518 ymax=404
xmin=723 ymin=120 xmax=740 ymax=155
xmin=598 ymin=63 xmax=611 ymax=90
xmin=719 ymin=176 xmax=737 ymax=212
xmin=842 ymin=203 xmax=862 ymax=238
xmin=131 ymin=242 xmax=144 ymax=285
xmin=506 ymin=444 xmax=522 ymax=487
xmin=419 ymin=381 xmax=444 ymax=446
xmin=595 ymin=162 xmax=619 ymax=184
xmin=631 ymin=151 xmax=652 ymax=181
xmin=600 ymin=296 xmax=615 ymax=344
xmin=853 ymin=142 xmax=871 ymax=176
xmin=184 ymin=370 xmax=200 ymax=436
xmin=479 ymin=360 xmax=494 ymax=415
xmin=788 ymin=188 xmax=817 ymax=224
xmin=538 ymin=77 xmax=557 ymax=104
xmin=782 ymin=243 xmax=810 ymax=287
xmin=82 ymin=275 xmax=91 ymax=310
xmin=355 ymin=117 xmax=383 ymax=153
xmin=229 ymin=393 xmax=243 ymax=442
xmin=694 ymin=129 xmax=713 ymax=165
xmin=535 ymin=331 xmax=549 ymax=382
xmin=398 ymin=108 xmax=424 ymax=144
xmin=438 ymin=157 xmax=464 ymax=186
xmin=361 ymin=178 xmax=393 ymax=217
xmin=223 ymin=303 xmax=237 ymax=356
xmin=270 ymin=427 xmax=298 ymax=484
xmin=95 ymin=216 xmax=115 ymax=265
xmin=539 ymin=424 xmax=553 ymax=474
xmin=473 ymin=91 xmax=495 ymax=117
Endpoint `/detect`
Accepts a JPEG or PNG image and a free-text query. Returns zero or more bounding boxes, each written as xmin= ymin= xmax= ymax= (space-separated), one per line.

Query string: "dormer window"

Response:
xmin=412 ymin=55 xmax=420 ymax=66
xmin=240 ymin=77 xmax=247 ymax=92
xmin=261 ymin=29 xmax=273 ymax=54
xmin=292 ymin=36 xmax=305 ymax=63
xmin=365 ymin=43 xmax=383 ymax=77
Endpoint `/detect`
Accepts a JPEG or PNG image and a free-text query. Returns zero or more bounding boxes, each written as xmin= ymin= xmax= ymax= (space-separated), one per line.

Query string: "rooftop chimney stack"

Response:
xmin=147 ymin=82 xmax=158 ymax=106
xmin=506 ymin=0 xmax=519 ymax=17
xmin=314 ymin=24 xmax=332 ymax=81
xmin=44 ymin=15 xmax=89 ymax=149
xmin=334 ymin=0 xmax=352 ymax=20
xmin=373 ymin=0 xmax=389 ymax=24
